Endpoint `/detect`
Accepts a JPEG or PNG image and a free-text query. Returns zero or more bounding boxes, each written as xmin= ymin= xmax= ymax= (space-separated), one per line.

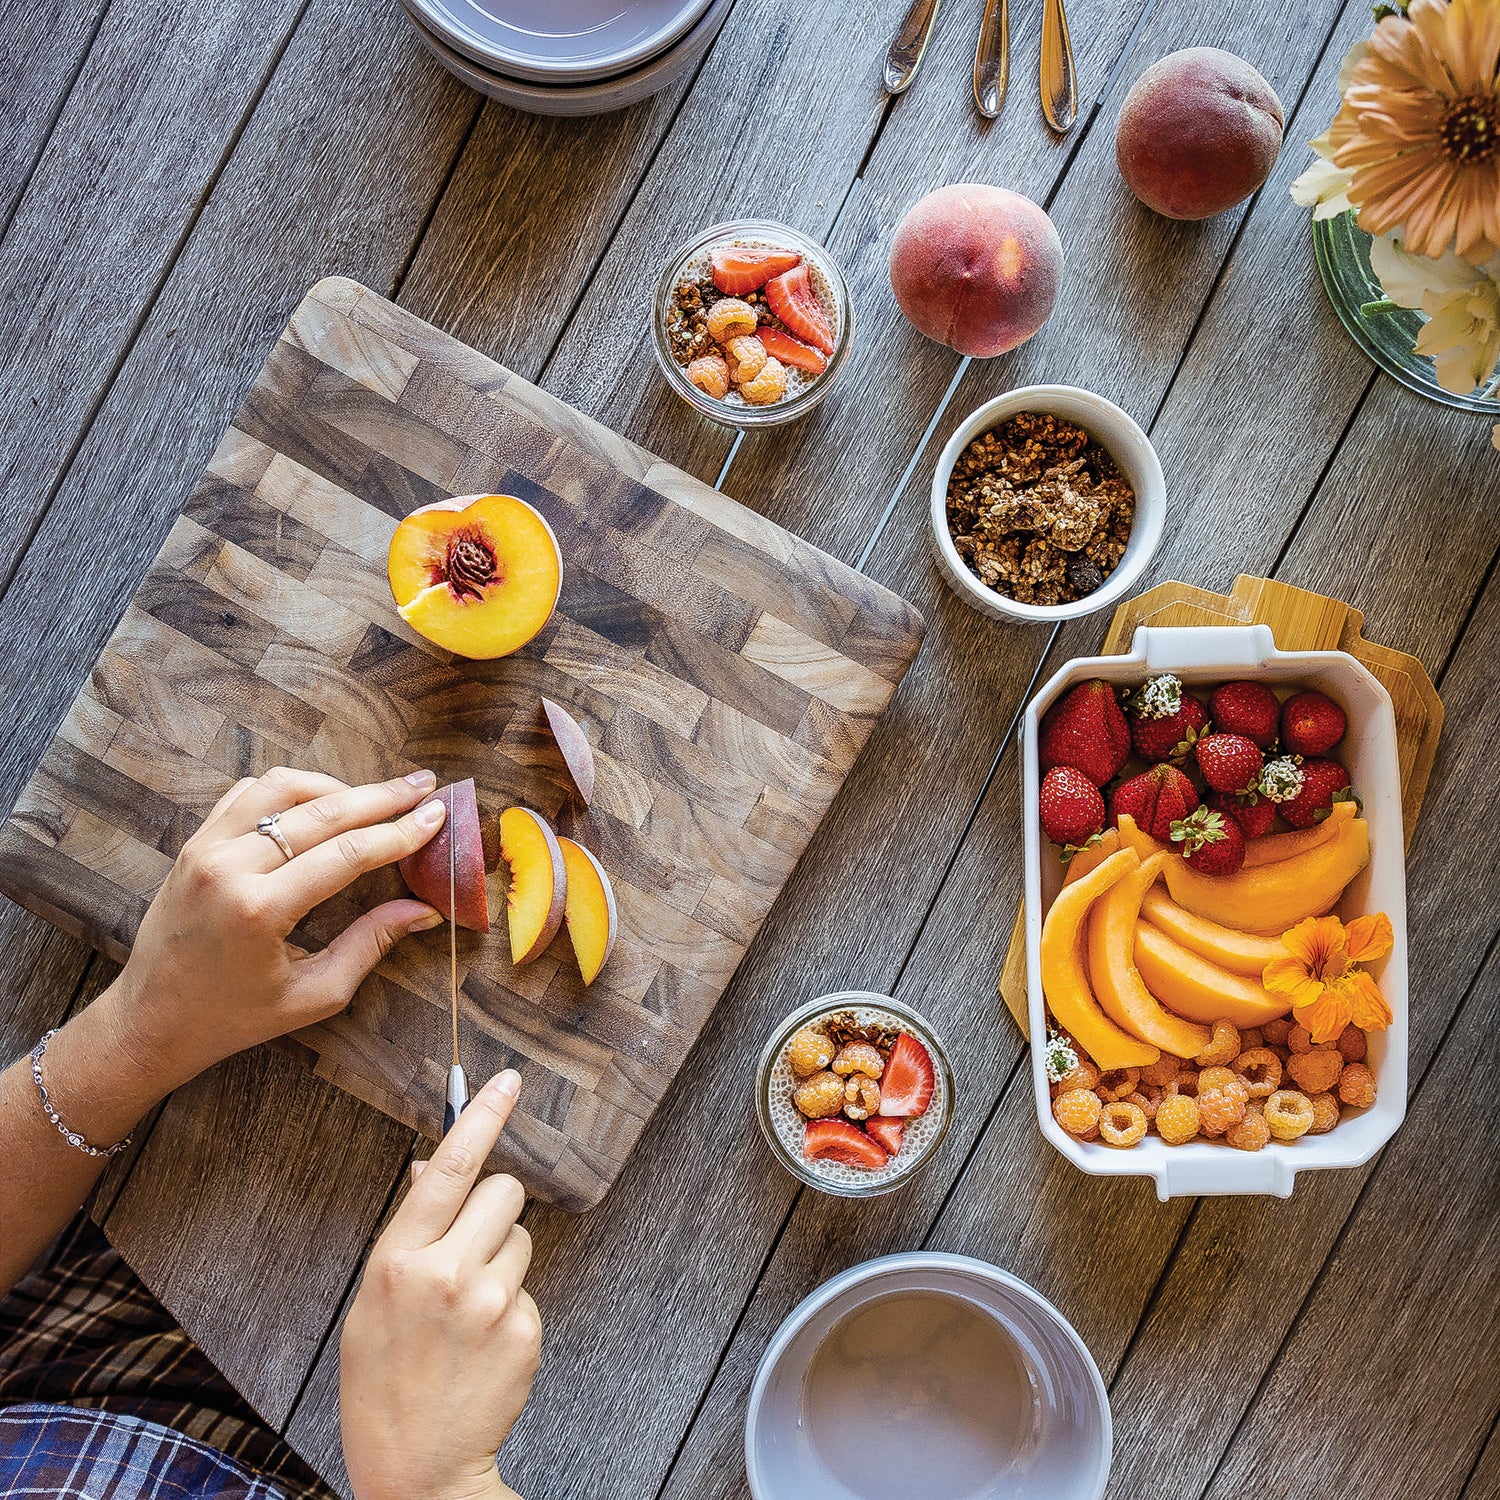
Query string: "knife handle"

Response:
xmin=444 ymin=1063 xmax=469 ymax=1134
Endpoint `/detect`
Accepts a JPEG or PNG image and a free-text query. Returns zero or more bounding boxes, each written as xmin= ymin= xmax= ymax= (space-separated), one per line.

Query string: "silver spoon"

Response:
xmin=884 ymin=0 xmax=942 ymax=95
xmin=1040 ymin=0 xmax=1078 ymax=131
xmin=973 ymin=0 xmax=1009 ymax=118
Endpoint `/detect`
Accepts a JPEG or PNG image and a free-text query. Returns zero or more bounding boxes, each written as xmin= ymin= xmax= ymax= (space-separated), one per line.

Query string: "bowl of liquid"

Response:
xmin=745 ymin=1253 xmax=1110 ymax=1500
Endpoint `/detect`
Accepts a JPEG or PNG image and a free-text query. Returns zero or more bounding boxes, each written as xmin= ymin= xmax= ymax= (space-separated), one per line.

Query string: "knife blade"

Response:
xmin=443 ymin=783 xmax=467 ymax=1132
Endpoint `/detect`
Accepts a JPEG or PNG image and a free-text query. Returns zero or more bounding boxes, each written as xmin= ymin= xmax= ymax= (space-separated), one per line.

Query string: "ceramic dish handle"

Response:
xmin=1157 ymin=1150 xmax=1296 ymax=1200
xmin=1132 ymin=624 xmax=1276 ymax=672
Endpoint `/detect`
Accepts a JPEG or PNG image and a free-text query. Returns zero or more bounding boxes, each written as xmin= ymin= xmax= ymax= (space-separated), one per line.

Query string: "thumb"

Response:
xmin=296 ymin=899 xmax=444 ymax=1011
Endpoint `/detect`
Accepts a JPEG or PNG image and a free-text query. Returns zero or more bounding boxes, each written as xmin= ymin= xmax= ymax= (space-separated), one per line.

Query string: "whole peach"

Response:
xmin=1115 ymin=48 xmax=1284 ymax=220
xmin=889 ymin=184 xmax=1063 ymax=357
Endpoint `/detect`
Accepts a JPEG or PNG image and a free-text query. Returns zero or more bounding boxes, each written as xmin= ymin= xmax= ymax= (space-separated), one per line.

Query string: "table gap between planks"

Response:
xmin=0 ymin=0 xmax=1496 ymax=1497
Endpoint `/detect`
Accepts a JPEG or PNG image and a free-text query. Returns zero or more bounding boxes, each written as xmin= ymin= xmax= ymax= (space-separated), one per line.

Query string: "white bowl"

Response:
xmin=746 ymin=1252 xmax=1111 ymax=1500
xmin=929 ymin=385 xmax=1165 ymax=623
xmin=1021 ymin=624 xmax=1409 ymax=1199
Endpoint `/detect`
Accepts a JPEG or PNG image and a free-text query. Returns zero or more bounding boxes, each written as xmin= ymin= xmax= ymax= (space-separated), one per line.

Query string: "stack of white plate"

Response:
xmin=401 ymin=0 xmax=734 ymax=116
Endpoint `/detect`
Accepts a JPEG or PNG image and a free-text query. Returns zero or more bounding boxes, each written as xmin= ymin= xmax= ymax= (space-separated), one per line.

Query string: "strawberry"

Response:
xmin=1281 ymin=690 xmax=1346 ymax=756
xmin=756 ymin=325 xmax=828 ymax=375
xmin=878 ymin=1033 xmax=935 ymax=1119
xmin=1039 ymin=680 xmax=1131 ymax=787
xmin=1109 ymin=763 xmax=1198 ymax=841
xmin=1279 ymin=758 xmax=1353 ymax=828
xmin=1126 ymin=674 xmax=1209 ymax=762
xmin=1170 ymin=806 xmax=1246 ymax=875
xmin=803 ymin=1118 xmax=890 ymax=1170
xmin=1209 ymin=681 xmax=1281 ymax=749
xmin=710 ymin=244 xmax=802 ymax=296
xmin=765 ymin=265 xmax=835 ymax=354
xmin=1207 ymin=789 xmax=1275 ymax=839
xmin=1039 ymin=766 xmax=1105 ymax=848
xmin=865 ymin=1117 xmax=905 ymax=1156
xmin=1194 ymin=732 xmax=1265 ymax=793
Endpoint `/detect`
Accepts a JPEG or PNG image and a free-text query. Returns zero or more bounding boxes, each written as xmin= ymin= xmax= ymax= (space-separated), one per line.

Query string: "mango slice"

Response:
xmin=1134 ymin=922 xmax=1292 ymax=1027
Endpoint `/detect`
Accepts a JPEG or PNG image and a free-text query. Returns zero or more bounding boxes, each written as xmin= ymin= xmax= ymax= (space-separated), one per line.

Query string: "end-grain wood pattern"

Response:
xmin=0 ymin=278 xmax=924 ymax=1211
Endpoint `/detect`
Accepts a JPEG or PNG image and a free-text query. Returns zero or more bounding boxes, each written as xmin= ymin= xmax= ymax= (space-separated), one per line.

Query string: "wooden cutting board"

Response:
xmin=0 ymin=278 xmax=925 ymax=1211
xmin=997 ymin=575 xmax=1442 ymax=1035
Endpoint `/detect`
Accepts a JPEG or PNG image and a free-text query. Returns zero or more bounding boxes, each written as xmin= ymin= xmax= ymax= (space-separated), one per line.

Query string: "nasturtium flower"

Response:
xmin=1263 ymin=913 xmax=1395 ymax=1043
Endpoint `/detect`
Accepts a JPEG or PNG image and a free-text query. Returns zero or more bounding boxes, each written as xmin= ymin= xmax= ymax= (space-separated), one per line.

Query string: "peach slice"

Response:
xmin=557 ymin=837 xmax=617 ymax=986
xmin=499 ymin=806 xmax=567 ymax=965
xmin=1139 ymin=886 xmax=1285 ymax=977
xmin=398 ymin=778 xmax=489 ymax=932
xmin=542 ymin=697 xmax=595 ymax=806
xmin=388 ymin=494 xmax=562 ymax=660
xmin=1088 ymin=852 xmax=1212 ymax=1057
xmin=1134 ymin=922 xmax=1292 ymax=1028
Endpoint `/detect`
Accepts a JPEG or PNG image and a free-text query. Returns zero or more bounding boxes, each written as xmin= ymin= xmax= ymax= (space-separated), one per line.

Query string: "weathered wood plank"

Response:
xmin=0 ymin=901 xmax=94 ymax=1062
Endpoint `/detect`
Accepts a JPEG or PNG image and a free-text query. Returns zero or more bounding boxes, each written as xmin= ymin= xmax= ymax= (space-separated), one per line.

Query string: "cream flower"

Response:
xmin=1289 ymin=40 xmax=1369 ymax=218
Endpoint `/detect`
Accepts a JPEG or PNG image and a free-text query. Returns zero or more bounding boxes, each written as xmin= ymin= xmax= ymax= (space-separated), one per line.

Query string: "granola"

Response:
xmin=946 ymin=412 xmax=1135 ymax=606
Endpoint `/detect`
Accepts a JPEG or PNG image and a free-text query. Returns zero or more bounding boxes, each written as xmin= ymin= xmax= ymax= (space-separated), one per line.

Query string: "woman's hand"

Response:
xmin=341 ymin=1071 xmax=540 ymax=1500
xmin=102 ymin=764 xmax=448 ymax=1093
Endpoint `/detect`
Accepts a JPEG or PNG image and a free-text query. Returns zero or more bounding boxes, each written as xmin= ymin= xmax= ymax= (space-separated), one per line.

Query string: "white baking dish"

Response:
xmin=1021 ymin=624 xmax=1408 ymax=1198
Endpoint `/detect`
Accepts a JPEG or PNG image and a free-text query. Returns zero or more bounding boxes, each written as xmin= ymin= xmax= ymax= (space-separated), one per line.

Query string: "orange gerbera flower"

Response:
xmin=1263 ymin=913 xmax=1395 ymax=1044
xmin=1330 ymin=0 xmax=1500 ymax=263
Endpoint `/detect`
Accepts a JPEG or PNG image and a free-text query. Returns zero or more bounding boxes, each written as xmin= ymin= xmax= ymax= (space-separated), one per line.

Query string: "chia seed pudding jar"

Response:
xmin=756 ymin=993 xmax=955 ymax=1198
xmin=652 ymin=219 xmax=854 ymax=427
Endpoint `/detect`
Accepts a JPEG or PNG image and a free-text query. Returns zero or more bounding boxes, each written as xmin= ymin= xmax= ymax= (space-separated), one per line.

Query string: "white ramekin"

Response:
xmin=1021 ymin=624 xmax=1409 ymax=1199
xmin=930 ymin=385 xmax=1165 ymax=623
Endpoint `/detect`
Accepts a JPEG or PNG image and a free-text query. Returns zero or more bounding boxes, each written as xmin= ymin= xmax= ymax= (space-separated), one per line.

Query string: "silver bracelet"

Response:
xmin=30 ymin=1029 xmax=133 ymax=1160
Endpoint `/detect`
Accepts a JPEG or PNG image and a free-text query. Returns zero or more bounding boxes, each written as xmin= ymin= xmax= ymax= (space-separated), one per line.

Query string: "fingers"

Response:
xmin=199 ymin=777 xmax=257 ymax=836
xmin=266 ymin=797 xmax=446 ymax=920
xmin=489 ymin=1220 xmax=534 ymax=1291
xmin=292 ymin=899 xmax=444 ymax=1012
xmin=386 ymin=1071 xmax=523 ymax=1249
xmin=240 ymin=770 xmax=439 ymax=872
xmin=446 ymin=1172 xmax=527 ymax=1265
xmin=213 ymin=766 xmax=352 ymax=838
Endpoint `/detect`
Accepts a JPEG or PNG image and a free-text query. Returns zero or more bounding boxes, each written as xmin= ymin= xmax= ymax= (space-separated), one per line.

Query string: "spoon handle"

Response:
xmin=973 ymin=0 xmax=1009 ymax=119
xmin=885 ymin=0 xmax=942 ymax=95
xmin=1040 ymin=0 xmax=1079 ymax=132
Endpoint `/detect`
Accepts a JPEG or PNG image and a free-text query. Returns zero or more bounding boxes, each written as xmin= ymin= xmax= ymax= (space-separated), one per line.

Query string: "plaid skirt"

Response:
xmin=0 ymin=1215 xmax=338 ymax=1500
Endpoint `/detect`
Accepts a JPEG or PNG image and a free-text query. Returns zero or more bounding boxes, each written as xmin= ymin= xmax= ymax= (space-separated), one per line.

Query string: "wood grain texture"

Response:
xmin=0 ymin=279 xmax=924 ymax=1213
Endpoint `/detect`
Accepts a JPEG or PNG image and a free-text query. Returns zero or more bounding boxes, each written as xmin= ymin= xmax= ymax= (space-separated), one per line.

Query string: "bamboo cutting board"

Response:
xmin=0 ymin=278 xmax=925 ymax=1211
xmin=998 ymin=575 xmax=1442 ymax=1035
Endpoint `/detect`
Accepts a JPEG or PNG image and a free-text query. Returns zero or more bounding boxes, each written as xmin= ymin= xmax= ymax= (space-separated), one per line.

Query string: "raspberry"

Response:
xmin=1338 ymin=1063 xmax=1377 ymax=1109
xmin=1226 ymin=1111 xmax=1271 ymax=1151
xmin=788 ymin=1027 xmax=833 ymax=1077
xmin=1288 ymin=1049 xmax=1343 ymax=1096
xmin=831 ymin=1041 xmax=885 ymax=1078
xmin=1265 ymin=1090 xmax=1315 ymax=1140
xmin=1125 ymin=1087 xmax=1161 ymax=1123
xmin=1239 ymin=1027 xmax=1264 ymax=1051
xmin=842 ymin=1076 xmax=881 ymax=1120
xmin=1055 ymin=1059 xmax=1100 ymax=1094
xmin=1156 ymin=1093 xmax=1201 ymax=1144
xmin=1261 ymin=1017 xmax=1293 ymax=1048
xmin=1167 ymin=1068 xmax=1200 ymax=1098
xmin=1053 ymin=1088 xmax=1102 ymax=1137
xmin=1287 ymin=1024 xmax=1314 ymax=1055
xmin=1233 ymin=1048 xmax=1283 ymax=1098
xmin=1197 ymin=1065 xmax=1238 ymax=1094
xmin=1141 ymin=1054 xmax=1183 ymax=1088
xmin=1099 ymin=1100 xmax=1148 ymax=1147
xmin=1096 ymin=1067 xmax=1141 ymax=1102
xmin=1336 ymin=1025 xmax=1367 ymax=1063
xmin=1308 ymin=1092 xmax=1341 ymax=1134
xmin=793 ymin=1070 xmax=846 ymax=1118
xmin=1198 ymin=1087 xmax=1248 ymax=1137
xmin=1195 ymin=1020 xmax=1241 ymax=1067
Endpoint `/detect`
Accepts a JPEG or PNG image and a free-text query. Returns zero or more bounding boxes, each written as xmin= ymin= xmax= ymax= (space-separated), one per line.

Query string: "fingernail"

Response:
xmin=411 ymin=1160 xmax=427 ymax=1182
xmin=492 ymin=1069 xmax=522 ymax=1099
xmin=415 ymin=798 xmax=447 ymax=829
xmin=410 ymin=908 xmax=444 ymax=932
xmin=405 ymin=768 xmax=437 ymax=790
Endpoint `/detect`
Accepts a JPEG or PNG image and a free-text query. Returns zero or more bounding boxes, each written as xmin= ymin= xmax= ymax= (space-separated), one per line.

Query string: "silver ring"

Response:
xmin=256 ymin=813 xmax=295 ymax=863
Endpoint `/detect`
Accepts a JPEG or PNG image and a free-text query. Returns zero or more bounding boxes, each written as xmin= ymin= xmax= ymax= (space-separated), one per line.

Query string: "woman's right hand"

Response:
xmin=340 ymin=1071 xmax=541 ymax=1500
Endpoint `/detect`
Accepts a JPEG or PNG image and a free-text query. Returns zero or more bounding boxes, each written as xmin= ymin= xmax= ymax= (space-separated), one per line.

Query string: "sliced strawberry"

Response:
xmin=757 ymin=325 xmax=828 ymax=375
xmin=865 ymin=1117 xmax=905 ymax=1156
xmin=765 ymin=265 xmax=835 ymax=354
xmin=877 ymin=1033 xmax=935 ymax=1119
xmin=710 ymin=244 xmax=802 ymax=296
xmin=803 ymin=1118 xmax=890 ymax=1170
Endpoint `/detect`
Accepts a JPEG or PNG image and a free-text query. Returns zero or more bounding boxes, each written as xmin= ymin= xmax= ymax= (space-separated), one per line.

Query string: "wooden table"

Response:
xmin=2 ymin=1 xmax=1496 ymax=1496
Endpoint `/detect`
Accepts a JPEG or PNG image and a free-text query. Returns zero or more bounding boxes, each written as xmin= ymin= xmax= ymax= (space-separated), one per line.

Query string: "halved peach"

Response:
xmin=388 ymin=494 xmax=562 ymax=659
xmin=499 ymin=806 xmax=567 ymax=965
xmin=557 ymin=836 xmax=617 ymax=986
xmin=398 ymin=778 xmax=489 ymax=932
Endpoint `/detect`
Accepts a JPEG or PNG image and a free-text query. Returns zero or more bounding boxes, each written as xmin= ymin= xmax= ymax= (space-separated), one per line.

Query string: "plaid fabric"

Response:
xmin=0 ymin=1215 xmax=338 ymax=1500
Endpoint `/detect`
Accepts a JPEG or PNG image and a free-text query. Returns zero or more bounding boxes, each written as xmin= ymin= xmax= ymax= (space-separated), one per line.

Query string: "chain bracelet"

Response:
xmin=29 ymin=1029 xmax=133 ymax=1160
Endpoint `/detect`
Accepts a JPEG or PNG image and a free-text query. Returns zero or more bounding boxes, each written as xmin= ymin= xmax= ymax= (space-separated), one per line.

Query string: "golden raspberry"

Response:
xmin=831 ymin=1041 xmax=885 ymax=1078
xmin=706 ymin=297 xmax=757 ymax=341
xmin=1338 ymin=1062 xmax=1377 ymax=1109
xmin=1099 ymin=1100 xmax=1148 ymax=1147
xmin=1336 ymin=1025 xmax=1367 ymax=1063
xmin=1239 ymin=1027 xmax=1265 ymax=1051
xmin=1141 ymin=1054 xmax=1183 ymax=1088
xmin=1156 ymin=1093 xmax=1201 ymax=1145
xmin=1233 ymin=1048 xmax=1283 ymax=1098
xmin=1053 ymin=1088 xmax=1102 ymax=1137
xmin=1226 ymin=1111 xmax=1270 ymax=1151
xmin=1308 ymin=1092 xmax=1341 ymax=1134
xmin=1055 ymin=1058 xmax=1100 ymax=1093
xmin=1167 ymin=1068 xmax=1200 ymax=1098
xmin=788 ymin=1027 xmax=833 ymax=1077
xmin=1198 ymin=1065 xmax=1238 ymax=1094
xmin=1288 ymin=1049 xmax=1343 ymax=1096
xmin=1195 ymin=1019 xmax=1241 ymax=1067
xmin=1287 ymin=1024 xmax=1313 ymax=1055
xmin=792 ymin=1070 xmax=845 ymax=1118
xmin=1096 ymin=1067 xmax=1141 ymax=1102
xmin=1265 ymin=1089 xmax=1315 ymax=1140
xmin=1198 ymin=1087 xmax=1247 ymax=1137
xmin=1125 ymin=1087 xmax=1160 ymax=1123
xmin=1245 ymin=1096 xmax=1265 ymax=1116
xmin=1261 ymin=1017 xmax=1293 ymax=1048
xmin=842 ymin=1075 xmax=881 ymax=1120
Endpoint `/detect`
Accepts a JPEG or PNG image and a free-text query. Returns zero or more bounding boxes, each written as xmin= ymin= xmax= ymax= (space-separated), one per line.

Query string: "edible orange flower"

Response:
xmin=1263 ymin=914 xmax=1395 ymax=1044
